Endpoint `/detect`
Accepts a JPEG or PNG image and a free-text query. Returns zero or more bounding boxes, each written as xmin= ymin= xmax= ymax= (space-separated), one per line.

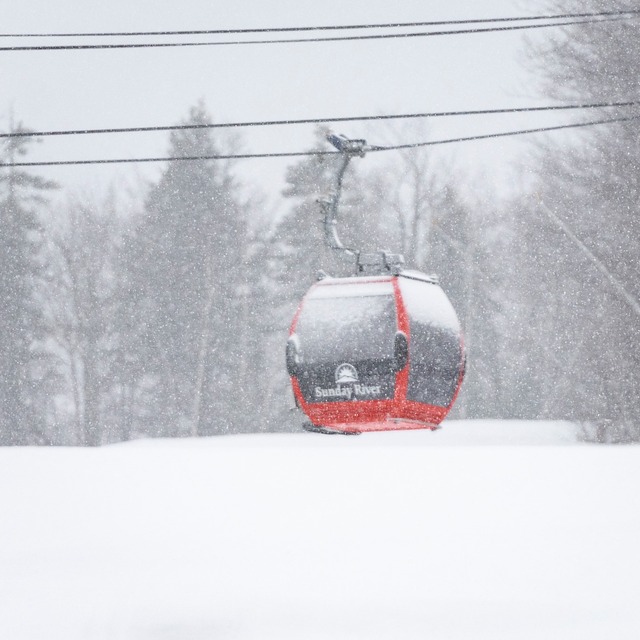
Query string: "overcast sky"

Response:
xmin=2 ymin=0 xmax=574 ymax=209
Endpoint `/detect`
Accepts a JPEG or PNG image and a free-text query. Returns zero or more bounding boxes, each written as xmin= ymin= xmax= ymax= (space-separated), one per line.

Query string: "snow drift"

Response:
xmin=1 ymin=420 xmax=639 ymax=640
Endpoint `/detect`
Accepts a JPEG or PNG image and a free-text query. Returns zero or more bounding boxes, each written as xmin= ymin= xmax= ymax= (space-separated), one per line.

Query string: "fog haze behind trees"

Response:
xmin=509 ymin=0 xmax=640 ymax=441
xmin=1 ymin=7 xmax=639 ymax=444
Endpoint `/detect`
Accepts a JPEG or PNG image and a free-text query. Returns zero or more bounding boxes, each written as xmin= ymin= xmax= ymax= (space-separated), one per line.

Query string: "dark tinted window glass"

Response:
xmin=293 ymin=282 xmax=397 ymax=403
xmin=399 ymin=277 xmax=462 ymax=407
xmin=296 ymin=285 xmax=396 ymax=364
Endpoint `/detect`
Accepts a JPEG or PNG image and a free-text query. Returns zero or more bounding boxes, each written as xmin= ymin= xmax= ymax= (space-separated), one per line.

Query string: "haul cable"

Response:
xmin=2 ymin=100 xmax=636 ymax=139
xmin=0 ymin=16 xmax=635 ymax=52
xmin=2 ymin=9 xmax=639 ymax=38
xmin=2 ymin=114 xmax=639 ymax=168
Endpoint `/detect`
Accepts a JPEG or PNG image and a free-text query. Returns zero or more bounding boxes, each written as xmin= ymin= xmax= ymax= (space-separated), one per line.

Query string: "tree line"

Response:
xmin=1 ymin=3 xmax=639 ymax=444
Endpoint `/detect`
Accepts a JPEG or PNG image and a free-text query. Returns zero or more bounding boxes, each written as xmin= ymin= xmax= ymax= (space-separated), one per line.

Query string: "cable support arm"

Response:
xmin=319 ymin=134 xmax=369 ymax=256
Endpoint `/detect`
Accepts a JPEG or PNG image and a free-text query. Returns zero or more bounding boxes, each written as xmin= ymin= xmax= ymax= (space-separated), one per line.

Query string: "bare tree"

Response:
xmin=517 ymin=0 xmax=640 ymax=438
xmin=41 ymin=196 xmax=122 ymax=445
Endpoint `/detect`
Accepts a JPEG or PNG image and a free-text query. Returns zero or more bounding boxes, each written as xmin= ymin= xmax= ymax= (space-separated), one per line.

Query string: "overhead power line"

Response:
xmin=2 ymin=9 xmax=639 ymax=38
xmin=0 ymin=15 xmax=635 ymax=52
xmin=1 ymin=100 xmax=636 ymax=140
xmin=377 ymin=114 xmax=640 ymax=152
xmin=1 ymin=114 xmax=638 ymax=168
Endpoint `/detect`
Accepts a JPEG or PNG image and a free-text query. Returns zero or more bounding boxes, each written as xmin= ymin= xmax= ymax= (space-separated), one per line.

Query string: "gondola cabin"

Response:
xmin=287 ymin=270 xmax=465 ymax=434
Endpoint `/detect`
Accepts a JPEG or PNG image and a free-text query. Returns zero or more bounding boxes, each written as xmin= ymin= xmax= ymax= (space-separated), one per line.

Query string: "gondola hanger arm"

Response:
xmin=318 ymin=132 xmax=403 ymax=276
xmin=318 ymin=132 xmax=370 ymax=257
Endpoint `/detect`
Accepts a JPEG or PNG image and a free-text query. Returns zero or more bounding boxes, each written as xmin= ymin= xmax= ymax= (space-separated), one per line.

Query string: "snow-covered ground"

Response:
xmin=1 ymin=420 xmax=639 ymax=640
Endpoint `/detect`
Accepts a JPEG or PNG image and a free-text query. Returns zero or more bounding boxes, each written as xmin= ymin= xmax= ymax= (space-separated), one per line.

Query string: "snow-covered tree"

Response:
xmin=515 ymin=0 xmax=640 ymax=439
xmin=122 ymin=103 xmax=250 ymax=437
xmin=0 ymin=121 xmax=55 ymax=444
xmin=41 ymin=195 xmax=124 ymax=445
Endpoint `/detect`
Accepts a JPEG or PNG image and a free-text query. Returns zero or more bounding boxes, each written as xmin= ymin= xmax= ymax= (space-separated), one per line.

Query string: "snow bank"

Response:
xmin=0 ymin=421 xmax=638 ymax=640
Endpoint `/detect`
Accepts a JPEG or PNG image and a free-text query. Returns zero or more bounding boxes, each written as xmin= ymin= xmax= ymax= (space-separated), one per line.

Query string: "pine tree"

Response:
xmin=0 ymin=121 xmax=55 ymax=444
xmin=122 ymin=103 xmax=249 ymax=437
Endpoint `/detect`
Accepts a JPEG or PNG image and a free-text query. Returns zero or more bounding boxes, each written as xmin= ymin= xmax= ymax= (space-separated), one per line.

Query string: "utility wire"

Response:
xmin=1 ymin=100 xmax=636 ymax=140
xmin=2 ymin=9 xmax=639 ymax=38
xmin=537 ymin=198 xmax=640 ymax=319
xmin=0 ymin=16 xmax=634 ymax=51
xmin=375 ymin=113 xmax=640 ymax=152
xmin=1 ymin=114 xmax=637 ymax=168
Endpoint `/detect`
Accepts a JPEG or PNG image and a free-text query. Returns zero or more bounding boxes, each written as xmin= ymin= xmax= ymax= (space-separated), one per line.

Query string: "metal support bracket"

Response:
xmin=318 ymin=134 xmax=369 ymax=257
xmin=319 ymin=133 xmax=405 ymax=276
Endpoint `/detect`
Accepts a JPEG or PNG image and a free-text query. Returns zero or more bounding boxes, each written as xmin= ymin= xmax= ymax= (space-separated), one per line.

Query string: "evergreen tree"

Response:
xmin=122 ymin=104 xmax=249 ymax=437
xmin=0 ymin=121 xmax=55 ymax=444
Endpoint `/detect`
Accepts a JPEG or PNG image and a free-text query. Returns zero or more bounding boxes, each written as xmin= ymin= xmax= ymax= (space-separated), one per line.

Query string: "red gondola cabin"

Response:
xmin=287 ymin=270 xmax=465 ymax=434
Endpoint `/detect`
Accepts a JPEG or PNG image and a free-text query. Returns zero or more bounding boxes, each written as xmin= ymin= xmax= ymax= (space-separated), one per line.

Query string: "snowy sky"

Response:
xmin=2 ymin=0 xmax=573 ymax=207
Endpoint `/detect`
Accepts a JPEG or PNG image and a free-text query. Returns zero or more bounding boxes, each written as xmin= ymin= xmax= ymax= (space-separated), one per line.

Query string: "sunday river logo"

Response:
xmin=314 ymin=363 xmax=382 ymax=400
xmin=335 ymin=363 xmax=358 ymax=384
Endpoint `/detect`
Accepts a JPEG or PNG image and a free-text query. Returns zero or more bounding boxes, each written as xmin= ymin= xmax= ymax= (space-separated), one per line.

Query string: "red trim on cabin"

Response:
xmin=392 ymin=276 xmax=410 ymax=403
